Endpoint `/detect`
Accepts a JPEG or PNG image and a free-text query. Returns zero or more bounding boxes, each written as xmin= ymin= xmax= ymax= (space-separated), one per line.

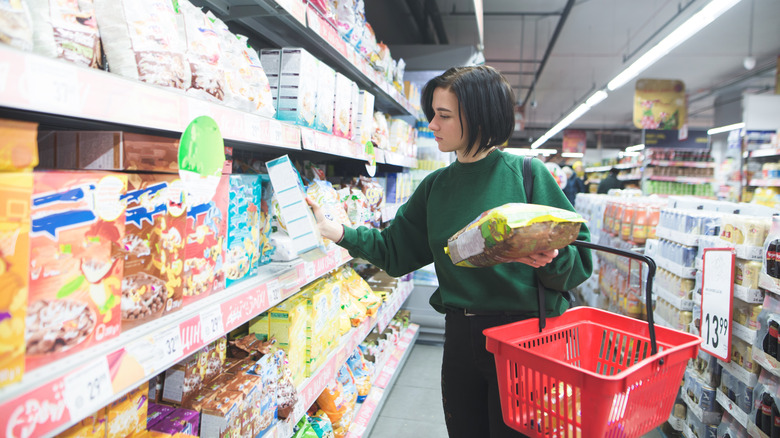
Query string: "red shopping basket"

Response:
xmin=484 ymin=240 xmax=701 ymax=438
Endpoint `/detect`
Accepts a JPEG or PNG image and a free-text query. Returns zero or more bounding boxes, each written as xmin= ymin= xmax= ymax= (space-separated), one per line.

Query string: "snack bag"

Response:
xmin=340 ymin=266 xmax=381 ymax=316
xmin=346 ymin=349 xmax=372 ymax=402
xmin=445 ymin=203 xmax=585 ymax=268
xmin=316 ymin=380 xmax=348 ymax=426
xmin=307 ymin=409 xmax=335 ymax=438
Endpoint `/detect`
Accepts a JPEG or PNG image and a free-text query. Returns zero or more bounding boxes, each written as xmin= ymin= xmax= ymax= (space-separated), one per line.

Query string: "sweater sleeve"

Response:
xmin=529 ymin=159 xmax=593 ymax=291
xmin=338 ymin=174 xmax=435 ymax=277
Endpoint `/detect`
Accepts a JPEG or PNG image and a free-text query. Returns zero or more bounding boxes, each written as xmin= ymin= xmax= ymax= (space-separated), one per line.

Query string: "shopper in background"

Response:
xmin=307 ymin=65 xmax=592 ymax=438
xmin=562 ymin=165 xmax=586 ymax=206
xmin=597 ymin=166 xmax=623 ymax=194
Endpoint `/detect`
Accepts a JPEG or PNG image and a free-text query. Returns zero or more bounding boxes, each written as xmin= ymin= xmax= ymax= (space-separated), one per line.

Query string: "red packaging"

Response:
xmin=182 ymin=174 xmax=229 ymax=306
xmin=121 ymin=173 xmax=187 ymax=330
xmin=26 ymin=170 xmax=126 ymax=371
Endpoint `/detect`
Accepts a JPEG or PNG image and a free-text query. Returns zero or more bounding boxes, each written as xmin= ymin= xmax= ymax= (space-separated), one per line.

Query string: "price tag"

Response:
xmin=700 ymin=248 xmax=735 ymax=361
xmin=304 ymin=261 xmax=315 ymax=281
xmin=63 ymin=357 xmax=113 ymax=420
xmin=27 ymin=59 xmax=80 ymax=111
xmin=156 ymin=326 xmax=183 ymax=366
xmin=200 ymin=308 xmax=224 ymax=342
xmin=268 ymin=279 xmax=281 ymax=304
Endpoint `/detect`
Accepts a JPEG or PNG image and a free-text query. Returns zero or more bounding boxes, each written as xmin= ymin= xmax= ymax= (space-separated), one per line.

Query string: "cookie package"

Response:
xmin=445 ymin=203 xmax=585 ymax=268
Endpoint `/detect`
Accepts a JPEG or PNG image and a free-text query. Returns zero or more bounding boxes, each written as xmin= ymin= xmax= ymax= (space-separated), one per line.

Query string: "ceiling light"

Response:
xmin=531 ymin=89 xmax=608 ymax=149
xmin=607 ymin=0 xmax=742 ymax=91
xmin=585 ymin=90 xmax=608 ymax=106
xmin=625 ymin=143 xmax=645 ymax=152
xmin=620 ymin=151 xmax=641 ymax=157
xmin=561 ymin=152 xmax=584 ymax=158
xmin=505 ymin=148 xmax=557 ymax=156
xmin=707 ymin=122 xmax=745 ymax=135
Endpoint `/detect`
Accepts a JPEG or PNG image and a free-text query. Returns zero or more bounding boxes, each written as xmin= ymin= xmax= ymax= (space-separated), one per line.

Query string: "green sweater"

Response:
xmin=339 ymin=151 xmax=593 ymax=316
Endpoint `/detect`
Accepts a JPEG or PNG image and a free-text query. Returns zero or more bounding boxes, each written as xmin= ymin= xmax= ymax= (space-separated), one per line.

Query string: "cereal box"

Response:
xmin=59 ymin=407 xmax=107 ymax=438
xmin=182 ymin=174 xmax=229 ymax=306
xmin=26 ymin=171 xmax=126 ymax=371
xmin=332 ymin=73 xmax=352 ymax=138
xmin=163 ymin=354 xmax=206 ymax=405
xmin=226 ymin=174 xmax=264 ymax=287
xmin=121 ymin=173 xmax=187 ymax=331
xmin=0 ymin=119 xmax=38 ymax=171
xmin=147 ymin=402 xmax=176 ymax=429
xmin=314 ymin=59 xmax=335 ymax=134
xmin=200 ymin=390 xmax=242 ymax=438
xmin=107 ymin=381 xmax=148 ymax=438
xmin=0 ymin=173 xmax=32 ymax=387
xmin=277 ymin=48 xmax=318 ymax=129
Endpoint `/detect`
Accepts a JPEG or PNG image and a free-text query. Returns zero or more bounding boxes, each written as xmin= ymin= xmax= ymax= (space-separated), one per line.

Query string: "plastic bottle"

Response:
xmin=764 ymin=393 xmax=775 ymax=435
xmin=764 ymin=214 xmax=780 ymax=279
xmin=765 ymin=320 xmax=779 ymax=358
xmin=774 ymin=399 xmax=780 ymax=438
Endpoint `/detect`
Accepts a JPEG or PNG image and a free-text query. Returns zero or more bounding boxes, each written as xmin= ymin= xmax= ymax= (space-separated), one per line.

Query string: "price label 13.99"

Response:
xmin=700 ymin=248 xmax=735 ymax=361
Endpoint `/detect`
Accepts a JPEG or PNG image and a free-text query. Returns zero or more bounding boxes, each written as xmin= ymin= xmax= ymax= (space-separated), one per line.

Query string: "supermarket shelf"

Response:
xmin=655 ymin=225 xmax=701 ymax=247
xmin=382 ymin=151 xmax=418 ymax=168
xmin=759 ymin=272 xmax=780 ymax=296
xmin=667 ymin=413 xmax=685 ymax=432
xmin=655 ymin=254 xmax=697 ymax=279
xmin=300 ymin=127 xmax=372 ymax=162
xmin=680 ymin=388 xmax=723 ymax=425
xmin=718 ymin=359 xmax=759 ymax=388
xmin=731 ymin=321 xmax=757 ymax=345
xmin=748 ymin=179 xmax=780 ymax=187
xmin=716 ymin=389 xmax=749 ymax=429
xmin=0 ymin=246 xmax=353 ymax=438
xmin=648 ymin=176 xmax=716 ymax=184
xmin=275 ymin=283 xmax=416 ymax=437
xmin=751 ymin=347 xmax=780 ymax=379
xmin=654 ymin=285 xmax=696 ymax=311
xmin=192 ymin=0 xmax=413 ymax=116
xmin=0 ymin=44 xmax=301 ymax=149
xmin=648 ymin=160 xmax=716 ymax=168
xmin=733 ymin=284 xmax=764 ymax=304
xmin=618 ymin=175 xmax=642 ymax=181
xmin=346 ymin=324 xmax=420 ymax=438
xmin=585 ymin=163 xmax=642 ymax=173
xmin=749 ymin=148 xmax=780 ymax=158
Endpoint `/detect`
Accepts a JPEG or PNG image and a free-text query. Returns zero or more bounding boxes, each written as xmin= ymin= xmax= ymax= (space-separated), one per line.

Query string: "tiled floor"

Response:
xmin=368 ymin=342 xmax=665 ymax=438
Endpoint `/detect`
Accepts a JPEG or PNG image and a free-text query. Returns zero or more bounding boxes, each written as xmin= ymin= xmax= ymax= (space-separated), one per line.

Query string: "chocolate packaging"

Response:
xmin=121 ymin=173 xmax=187 ymax=331
xmin=26 ymin=171 xmax=126 ymax=371
xmin=162 ymin=355 xmax=206 ymax=405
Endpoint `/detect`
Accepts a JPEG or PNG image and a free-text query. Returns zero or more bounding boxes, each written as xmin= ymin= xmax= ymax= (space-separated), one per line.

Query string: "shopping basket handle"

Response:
xmin=571 ymin=240 xmax=660 ymax=358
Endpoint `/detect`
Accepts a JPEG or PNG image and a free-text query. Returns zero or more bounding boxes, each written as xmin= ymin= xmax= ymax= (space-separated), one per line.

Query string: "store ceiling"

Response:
xmin=366 ymin=0 xmax=780 ymax=150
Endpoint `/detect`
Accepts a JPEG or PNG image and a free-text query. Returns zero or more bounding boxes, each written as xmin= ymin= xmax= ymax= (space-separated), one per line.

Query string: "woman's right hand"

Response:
xmin=305 ymin=197 xmax=345 ymax=243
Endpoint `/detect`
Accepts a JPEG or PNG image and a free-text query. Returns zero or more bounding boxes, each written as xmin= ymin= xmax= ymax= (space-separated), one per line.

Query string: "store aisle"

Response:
xmin=368 ymin=342 xmax=665 ymax=438
xmin=368 ymin=343 xmax=448 ymax=438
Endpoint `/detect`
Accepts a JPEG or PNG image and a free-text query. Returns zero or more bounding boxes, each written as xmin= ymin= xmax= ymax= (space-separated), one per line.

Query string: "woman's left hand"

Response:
xmin=495 ymin=249 xmax=559 ymax=268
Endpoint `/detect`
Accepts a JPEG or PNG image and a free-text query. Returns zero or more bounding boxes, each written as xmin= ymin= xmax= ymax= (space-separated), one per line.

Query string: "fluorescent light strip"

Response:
xmin=620 ymin=151 xmax=641 ymax=157
xmin=607 ymin=0 xmax=742 ymax=91
xmin=531 ymin=89 xmax=607 ymax=149
xmin=707 ymin=122 xmax=745 ymax=135
xmin=561 ymin=152 xmax=584 ymax=158
xmin=505 ymin=148 xmax=557 ymax=156
xmin=625 ymin=143 xmax=645 ymax=152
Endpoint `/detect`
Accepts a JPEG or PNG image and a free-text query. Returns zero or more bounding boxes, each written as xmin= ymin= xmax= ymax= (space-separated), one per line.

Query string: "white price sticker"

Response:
xmin=63 ymin=357 xmax=113 ymax=420
xmin=156 ymin=326 xmax=183 ymax=366
xmin=700 ymin=248 xmax=735 ymax=361
xmin=305 ymin=261 xmax=315 ymax=281
xmin=200 ymin=309 xmax=224 ymax=342
xmin=27 ymin=58 xmax=80 ymax=111
xmin=268 ymin=279 xmax=281 ymax=304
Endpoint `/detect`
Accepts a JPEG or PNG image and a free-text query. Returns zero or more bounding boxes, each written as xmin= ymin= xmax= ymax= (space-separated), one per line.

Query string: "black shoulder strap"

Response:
xmin=521 ymin=157 xmax=546 ymax=332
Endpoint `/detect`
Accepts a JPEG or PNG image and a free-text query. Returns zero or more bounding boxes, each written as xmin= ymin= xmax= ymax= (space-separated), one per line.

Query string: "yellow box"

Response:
xmin=59 ymin=408 xmax=107 ymax=437
xmin=108 ymin=381 xmax=148 ymax=438
xmin=0 ymin=119 xmax=38 ymax=171
xmin=0 ymin=172 xmax=32 ymax=387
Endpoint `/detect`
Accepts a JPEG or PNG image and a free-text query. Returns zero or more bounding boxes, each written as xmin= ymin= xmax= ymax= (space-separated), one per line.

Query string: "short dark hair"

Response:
xmin=421 ymin=66 xmax=515 ymax=157
xmin=609 ymin=167 xmax=620 ymax=175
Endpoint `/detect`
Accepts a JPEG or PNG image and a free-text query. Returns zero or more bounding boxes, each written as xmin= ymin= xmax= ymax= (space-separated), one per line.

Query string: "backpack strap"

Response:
xmin=521 ymin=157 xmax=546 ymax=332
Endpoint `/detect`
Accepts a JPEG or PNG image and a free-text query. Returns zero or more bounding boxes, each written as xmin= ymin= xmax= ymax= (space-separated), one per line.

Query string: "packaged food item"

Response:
xmin=277 ymin=48 xmax=318 ymax=128
xmin=314 ymin=59 xmax=336 ymax=133
xmin=107 ymin=381 xmax=148 ymax=438
xmin=0 ymin=173 xmax=32 ymax=387
xmin=59 ymin=408 xmax=107 ymax=437
xmin=163 ymin=355 xmax=206 ymax=405
xmin=182 ymin=174 xmax=229 ymax=306
xmin=178 ymin=1 xmax=225 ymax=102
xmin=29 ymin=0 xmax=102 ymax=68
xmin=94 ymin=0 xmax=190 ymax=90
xmin=339 ymin=266 xmax=381 ymax=317
xmin=346 ymin=349 xmax=371 ymax=402
xmin=226 ymin=174 xmax=265 ymax=286
xmin=446 ymin=203 xmax=585 ymax=268
xmin=121 ymin=173 xmax=186 ymax=330
xmin=0 ymin=0 xmax=33 ymax=51
xmin=37 ymin=131 xmax=182 ymax=173
xmin=26 ymin=171 xmax=126 ymax=371
xmin=200 ymin=390 xmax=242 ymax=438
xmin=147 ymin=402 xmax=176 ymax=430
xmin=0 ymin=119 xmax=38 ymax=171
xmin=332 ymin=73 xmax=353 ymax=138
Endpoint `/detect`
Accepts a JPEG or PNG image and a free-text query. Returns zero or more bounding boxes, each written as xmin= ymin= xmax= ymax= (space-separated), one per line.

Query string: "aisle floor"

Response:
xmin=368 ymin=343 xmax=664 ymax=438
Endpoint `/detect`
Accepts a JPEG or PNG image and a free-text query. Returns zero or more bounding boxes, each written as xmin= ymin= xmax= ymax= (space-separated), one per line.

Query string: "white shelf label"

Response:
xmin=156 ymin=326 xmax=183 ymax=366
xmin=200 ymin=308 xmax=224 ymax=342
xmin=63 ymin=357 xmax=113 ymax=420
xmin=700 ymin=248 xmax=735 ymax=361
xmin=305 ymin=261 xmax=315 ymax=281
xmin=26 ymin=58 xmax=81 ymax=111
xmin=268 ymin=279 xmax=281 ymax=304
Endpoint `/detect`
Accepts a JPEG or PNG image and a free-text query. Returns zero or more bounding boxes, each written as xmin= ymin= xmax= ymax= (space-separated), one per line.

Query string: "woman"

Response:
xmin=307 ymin=66 xmax=592 ymax=437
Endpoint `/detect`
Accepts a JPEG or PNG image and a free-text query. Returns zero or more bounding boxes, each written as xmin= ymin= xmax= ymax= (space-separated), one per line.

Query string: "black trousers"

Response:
xmin=441 ymin=310 xmax=530 ymax=438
